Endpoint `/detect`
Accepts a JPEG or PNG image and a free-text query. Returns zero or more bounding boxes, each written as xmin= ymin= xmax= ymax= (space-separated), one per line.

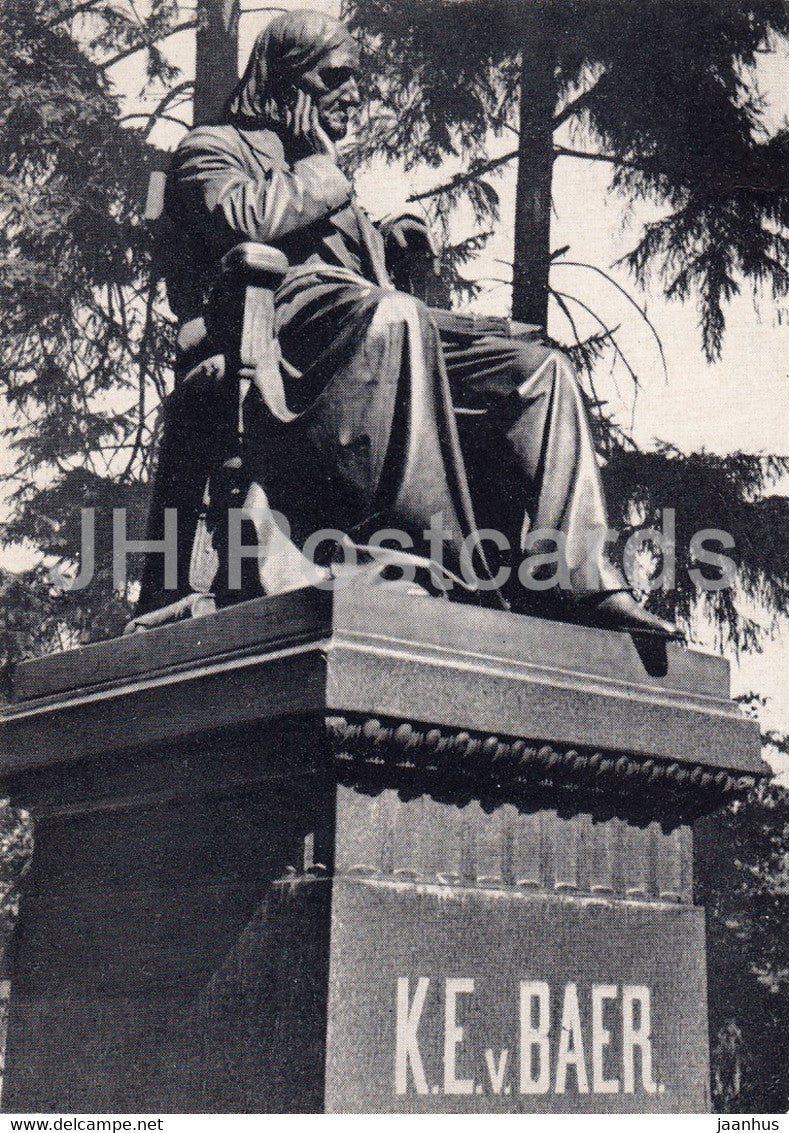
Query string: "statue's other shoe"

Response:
xmin=576 ymin=590 xmax=685 ymax=640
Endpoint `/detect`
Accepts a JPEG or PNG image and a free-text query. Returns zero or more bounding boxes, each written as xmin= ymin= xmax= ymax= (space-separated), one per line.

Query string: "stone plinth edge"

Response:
xmin=327 ymin=712 xmax=760 ymax=826
xmin=1 ymin=585 xmax=766 ymax=802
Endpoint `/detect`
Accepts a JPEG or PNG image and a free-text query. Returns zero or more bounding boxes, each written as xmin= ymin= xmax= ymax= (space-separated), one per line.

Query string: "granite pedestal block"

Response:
xmin=0 ymin=585 xmax=765 ymax=1112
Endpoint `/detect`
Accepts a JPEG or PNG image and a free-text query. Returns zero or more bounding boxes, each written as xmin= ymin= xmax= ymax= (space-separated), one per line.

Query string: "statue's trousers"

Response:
xmin=140 ymin=270 xmax=624 ymax=610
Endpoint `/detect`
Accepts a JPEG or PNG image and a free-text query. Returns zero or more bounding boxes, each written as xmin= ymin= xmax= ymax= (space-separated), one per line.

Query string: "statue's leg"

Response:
xmin=443 ymin=335 xmax=623 ymax=596
xmin=270 ymin=277 xmax=484 ymax=581
xmin=443 ymin=334 xmax=681 ymax=635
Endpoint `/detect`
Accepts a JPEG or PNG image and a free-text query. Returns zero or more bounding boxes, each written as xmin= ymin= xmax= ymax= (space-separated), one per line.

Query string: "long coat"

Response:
xmin=142 ymin=124 xmax=493 ymax=606
xmin=163 ymin=124 xmax=391 ymax=323
xmin=138 ymin=123 xmax=622 ymax=613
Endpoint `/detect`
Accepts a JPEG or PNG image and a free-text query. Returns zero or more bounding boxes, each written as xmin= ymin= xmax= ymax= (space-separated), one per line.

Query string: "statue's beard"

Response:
xmin=319 ymin=101 xmax=351 ymax=142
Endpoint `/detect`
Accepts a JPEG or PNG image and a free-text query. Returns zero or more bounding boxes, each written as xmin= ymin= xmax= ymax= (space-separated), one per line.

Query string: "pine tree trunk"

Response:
xmin=512 ymin=27 xmax=558 ymax=326
xmin=194 ymin=0 xmax=240 ymax=126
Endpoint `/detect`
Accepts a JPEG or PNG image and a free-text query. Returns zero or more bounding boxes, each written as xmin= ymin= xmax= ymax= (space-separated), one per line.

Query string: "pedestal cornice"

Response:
xmin=0 ymin=585 xmax=766 ymax=815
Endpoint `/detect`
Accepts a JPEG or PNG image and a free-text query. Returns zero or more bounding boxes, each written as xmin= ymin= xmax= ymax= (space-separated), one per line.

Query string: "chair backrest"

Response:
xmin=144 ymin=170 xmax=168 ymax=223
xmin=142 ymin=165 xmax=203 ymax=324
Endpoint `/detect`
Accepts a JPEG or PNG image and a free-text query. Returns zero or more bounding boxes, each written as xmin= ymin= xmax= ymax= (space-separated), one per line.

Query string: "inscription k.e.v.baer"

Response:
xmin=395 ymin=978 xmax=661 ymax=1099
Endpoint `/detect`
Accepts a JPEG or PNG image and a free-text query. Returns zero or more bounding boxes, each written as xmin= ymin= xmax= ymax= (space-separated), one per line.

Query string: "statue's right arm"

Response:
xmin=172 ymin=127 xmax=352 ymax=251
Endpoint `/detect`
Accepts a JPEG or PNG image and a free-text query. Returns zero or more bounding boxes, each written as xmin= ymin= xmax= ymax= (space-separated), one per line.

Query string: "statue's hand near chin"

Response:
xmin=284 ymin=89 xmax=338 ymax=163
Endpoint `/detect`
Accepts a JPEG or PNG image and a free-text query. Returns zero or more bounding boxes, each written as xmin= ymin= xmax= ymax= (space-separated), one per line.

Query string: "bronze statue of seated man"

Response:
xmin=135 ymin=9 xmax=678 ymax=639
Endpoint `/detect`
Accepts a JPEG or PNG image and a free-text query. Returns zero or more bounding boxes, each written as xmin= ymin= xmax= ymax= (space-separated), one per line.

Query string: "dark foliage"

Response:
xmin=601 ymin=446 xmax=789 ymax=649
xmin=696 ymin=770 xmax=789 ymax=1112
xmin=0 ymin=0 xmax=179 ymax=663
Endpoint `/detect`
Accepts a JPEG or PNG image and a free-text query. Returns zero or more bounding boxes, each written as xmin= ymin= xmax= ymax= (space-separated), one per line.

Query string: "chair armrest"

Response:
xmin=220 ymin=242 xmax=289 ymax=284
xmin=207 ymin=243 xmax=290 ymax=373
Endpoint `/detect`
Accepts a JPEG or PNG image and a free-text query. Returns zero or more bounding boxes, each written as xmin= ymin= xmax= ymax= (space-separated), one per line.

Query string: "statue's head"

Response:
xmin=225 ymin=10 xmax=360 ymax=142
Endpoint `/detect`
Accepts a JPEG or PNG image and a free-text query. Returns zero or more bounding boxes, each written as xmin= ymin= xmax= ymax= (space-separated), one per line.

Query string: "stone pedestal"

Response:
xmin=0 ymin=586 xmax=764 ymax=1112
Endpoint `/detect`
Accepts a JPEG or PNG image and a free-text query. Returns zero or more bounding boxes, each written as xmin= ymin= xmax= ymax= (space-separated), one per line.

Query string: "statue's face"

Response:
xmin=297 ymin=43 xmax=360 ymax=140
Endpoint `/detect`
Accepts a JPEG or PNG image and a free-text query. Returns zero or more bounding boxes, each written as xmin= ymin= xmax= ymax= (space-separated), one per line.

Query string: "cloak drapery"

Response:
xmin=138 ymin=13 xmax=625 ymax=613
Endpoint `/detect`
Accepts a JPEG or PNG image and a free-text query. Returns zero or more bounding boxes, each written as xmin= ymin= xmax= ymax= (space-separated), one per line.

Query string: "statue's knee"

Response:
xmin=368 ymin=290 xmax=425 ymax=337
xmin=548 ymin=347 xmax=579 ymax=387
xmin=510 ymin=342 xmax=584 ymax=408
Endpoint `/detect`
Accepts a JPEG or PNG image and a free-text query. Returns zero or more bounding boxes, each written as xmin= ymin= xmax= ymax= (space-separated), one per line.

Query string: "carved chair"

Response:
xmin=130 ymin=171 xmax=534 ymax=631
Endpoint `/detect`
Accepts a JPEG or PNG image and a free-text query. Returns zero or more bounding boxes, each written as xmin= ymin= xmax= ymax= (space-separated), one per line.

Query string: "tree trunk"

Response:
xmin=194 ymin=0 xmax=240 ymax=126
xmin=512 ymin=24 xmax=558 ymax=326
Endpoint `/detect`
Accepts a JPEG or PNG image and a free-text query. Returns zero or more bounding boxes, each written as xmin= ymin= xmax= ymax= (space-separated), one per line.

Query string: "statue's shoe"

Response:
xmin=330 ymin=556 xmax=432 ymax=599
xmin=575 ymin=590 xmax=685 ymax=640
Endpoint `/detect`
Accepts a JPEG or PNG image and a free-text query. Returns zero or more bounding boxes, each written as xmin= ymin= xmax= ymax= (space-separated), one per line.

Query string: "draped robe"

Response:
xmin=138 ymin=122 xmax=624 ymax=612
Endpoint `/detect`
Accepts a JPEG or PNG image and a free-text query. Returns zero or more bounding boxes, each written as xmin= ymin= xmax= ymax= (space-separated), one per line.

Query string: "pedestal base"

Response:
xmin=0 ymin=588 xmax=764 ymax=1112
